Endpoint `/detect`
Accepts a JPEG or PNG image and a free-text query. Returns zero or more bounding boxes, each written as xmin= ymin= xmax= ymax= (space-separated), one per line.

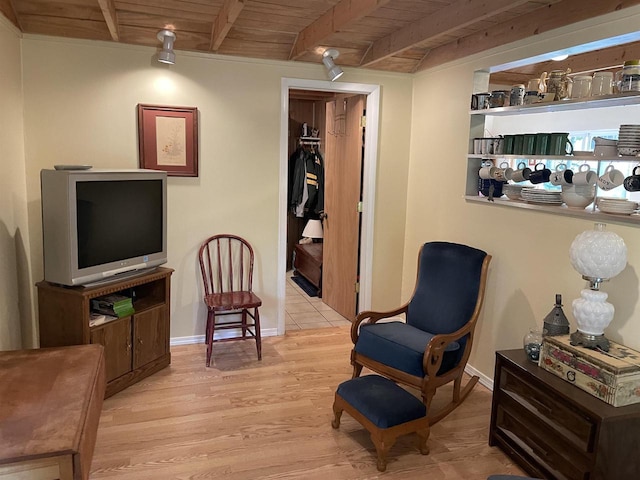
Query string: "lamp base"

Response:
xmin=570 ymin=330 xmax=610 ymax=351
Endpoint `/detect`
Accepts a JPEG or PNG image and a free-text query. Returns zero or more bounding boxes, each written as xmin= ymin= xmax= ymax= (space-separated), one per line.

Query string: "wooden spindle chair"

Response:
xmin=198 ymin=234 xmax=262 ymax=366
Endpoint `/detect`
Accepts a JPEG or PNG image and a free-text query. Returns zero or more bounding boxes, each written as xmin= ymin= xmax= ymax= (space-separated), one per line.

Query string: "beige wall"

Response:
xmin=409 ymin=7 xmax=640 ymax=379
xmin=18 ymin=36 xmax=412 ymax=342
xmin=0 ymin=18 xmax=33 ymax=350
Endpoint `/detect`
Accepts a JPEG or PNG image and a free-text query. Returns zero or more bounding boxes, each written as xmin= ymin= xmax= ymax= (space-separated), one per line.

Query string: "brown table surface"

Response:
xmin=0 ymin=344 xmax=105 ymax=465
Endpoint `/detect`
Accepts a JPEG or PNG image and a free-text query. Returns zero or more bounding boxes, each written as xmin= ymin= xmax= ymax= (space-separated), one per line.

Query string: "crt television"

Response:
xmin=41 ymin=169 xmax=167 ymax=286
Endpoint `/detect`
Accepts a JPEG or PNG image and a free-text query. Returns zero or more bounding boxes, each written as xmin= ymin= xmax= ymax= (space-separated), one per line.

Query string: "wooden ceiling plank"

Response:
xmin=360 ymin=0 xmax=532 ymax=67
xmin=417 ymin=0 xmax=640 ymax=71
xmin=97 ymin=0 xmax=119 ymax=40
xmin=117 ymin=11 xmax=211 ymax=34
xmin=0 ymin=0 xmax=22 ymax=29
xmin=210 ymin=0 xmax=245 ymax=51
xmin=288 ymin=0 xmax=390 ymax=60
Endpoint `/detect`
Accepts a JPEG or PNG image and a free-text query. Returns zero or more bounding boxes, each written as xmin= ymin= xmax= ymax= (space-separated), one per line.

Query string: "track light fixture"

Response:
xmin=322 ymin=49 xmax=344 ymax=82
xmin=157 ymin=29 xmax=177 ymax=65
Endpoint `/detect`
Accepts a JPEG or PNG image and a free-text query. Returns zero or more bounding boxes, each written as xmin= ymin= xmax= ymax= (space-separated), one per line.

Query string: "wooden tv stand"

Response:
xmin=37 ymin=267 xmax=173 ymax=398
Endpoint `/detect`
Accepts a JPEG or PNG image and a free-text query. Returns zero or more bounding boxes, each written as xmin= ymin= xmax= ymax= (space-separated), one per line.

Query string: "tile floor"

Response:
xmin=285 ymin=271 xmax=352 ymax=330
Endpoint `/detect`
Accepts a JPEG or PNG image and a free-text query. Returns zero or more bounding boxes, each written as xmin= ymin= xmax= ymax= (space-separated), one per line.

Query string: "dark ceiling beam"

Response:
xmin=416 ymin=0 xmax=640 ymax=72
xmin=210 ymin=0 xmax=245 ymax=52
xmin=0 ymin=0 xmax=21 ymax=30
xmin=97 ymin=0 xmax=119 ymax=41
xmin=288 ymin=0 xmax=389 ymax=61
xmin=361 ymin=0 xmax=533 ymax=67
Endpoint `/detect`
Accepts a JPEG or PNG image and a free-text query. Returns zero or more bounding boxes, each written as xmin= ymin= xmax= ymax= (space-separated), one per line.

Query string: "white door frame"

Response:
xmin=278 ymin=78 xmax=380 ymax=335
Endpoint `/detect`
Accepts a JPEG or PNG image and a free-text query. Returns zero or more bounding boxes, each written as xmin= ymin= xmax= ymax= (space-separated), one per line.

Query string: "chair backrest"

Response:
xmin=198 ymin=234 xmax=255 ymax=296
xmin=406 ymin=242 xmax=488 ymax=335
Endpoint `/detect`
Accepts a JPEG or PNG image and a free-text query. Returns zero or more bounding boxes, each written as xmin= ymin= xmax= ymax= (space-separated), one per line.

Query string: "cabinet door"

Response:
xmin=90 ymin=318 xmax=132 ymax=382
xmin=133 ymin=306 xmax=168 ymax=369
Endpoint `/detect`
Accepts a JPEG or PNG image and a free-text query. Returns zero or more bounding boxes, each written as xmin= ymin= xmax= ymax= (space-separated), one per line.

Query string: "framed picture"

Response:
xmin=137 ymin=104 xmax=199 ymax=177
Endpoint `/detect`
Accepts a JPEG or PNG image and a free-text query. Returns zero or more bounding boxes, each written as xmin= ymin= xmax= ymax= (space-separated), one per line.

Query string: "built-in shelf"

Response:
xmin=469 ymin=92 xmax=640 ymax=116
xmin=467 ymin=154 xmax=640 ymax=162
xmin=465 ymin=195 xmax=640 ymax=225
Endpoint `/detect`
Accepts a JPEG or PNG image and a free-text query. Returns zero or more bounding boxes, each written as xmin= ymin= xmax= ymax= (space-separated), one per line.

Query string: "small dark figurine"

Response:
xmin=543 ymin=294 xmax=570 ymax=336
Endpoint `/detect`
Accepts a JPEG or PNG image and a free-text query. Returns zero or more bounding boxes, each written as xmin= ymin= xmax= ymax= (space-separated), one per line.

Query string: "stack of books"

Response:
xmin=91 ymin=294 xmax=135 ymax=318
xmin=89 ymin=312 xmax=118 ymax=327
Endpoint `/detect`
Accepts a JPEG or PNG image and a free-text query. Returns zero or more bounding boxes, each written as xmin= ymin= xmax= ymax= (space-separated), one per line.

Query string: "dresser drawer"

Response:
xmin=494 ymin=403 xmax=590 ymax=480
xmin=500 ymin=362 xmax=597 ymax=454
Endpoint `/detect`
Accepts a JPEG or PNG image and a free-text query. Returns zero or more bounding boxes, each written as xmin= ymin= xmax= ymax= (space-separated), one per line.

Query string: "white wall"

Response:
xmin=409 ymin=7 xmax=640 ymax=378
xmin=19 ymin=37 xmax=413 ymax=342
xmin=0 ymin=18 xmax=33 ymax=350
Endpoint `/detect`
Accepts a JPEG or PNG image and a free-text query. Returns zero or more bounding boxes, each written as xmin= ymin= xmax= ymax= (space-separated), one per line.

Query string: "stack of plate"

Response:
xmin=618 ymin=125 xmax=640 ymax=156
xmin=597 ymin=198 xmax=638 ymax=215
xmin=521 ymin=187 xmax=563 ymax=205
xmin=504 ymin=184 xmax=524 ymax=201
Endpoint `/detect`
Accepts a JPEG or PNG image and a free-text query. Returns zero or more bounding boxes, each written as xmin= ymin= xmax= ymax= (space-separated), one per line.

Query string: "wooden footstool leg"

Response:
xmin=372 ymin=432 xmax=396 ymax=472
xmin=331 ymin=397 xmax=343 ymax=429
xmin=417 ymin=426 xmax=430 ymax=455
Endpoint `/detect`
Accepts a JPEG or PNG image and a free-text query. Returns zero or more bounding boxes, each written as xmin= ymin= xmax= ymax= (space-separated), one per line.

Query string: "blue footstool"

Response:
xmin=331 ymin=375 xmax=429 ymax=472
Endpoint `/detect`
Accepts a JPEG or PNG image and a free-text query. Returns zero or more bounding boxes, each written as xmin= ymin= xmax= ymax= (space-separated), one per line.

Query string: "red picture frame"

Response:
xmin=137 ymin=104 xmax=198 ymax=177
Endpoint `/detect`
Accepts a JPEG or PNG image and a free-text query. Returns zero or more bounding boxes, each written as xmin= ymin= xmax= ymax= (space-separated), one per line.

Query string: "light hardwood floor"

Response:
xmin=90 ymin=327 xmax=527 ymax=479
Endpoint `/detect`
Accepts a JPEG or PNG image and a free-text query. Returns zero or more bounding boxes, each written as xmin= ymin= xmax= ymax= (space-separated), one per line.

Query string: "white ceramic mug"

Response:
xmin=479 ymin=165 xmax=497 ymax=179
xmin=592 ymin=72 xmax=613 ymax=96
xmin=473 ymin=138 xmax=483 ymax=154
xmin=597 ymin=165 xmax=625 ymax=190
xmin=498 ymin=161 xmax=513 ymax=181
xmin=550 ymin=164 xmax=573 ymax=186
xmin=510 ymin=162 xmax=531 ymax=182
xmin=572 ymin=164 xmax=597 ymax=186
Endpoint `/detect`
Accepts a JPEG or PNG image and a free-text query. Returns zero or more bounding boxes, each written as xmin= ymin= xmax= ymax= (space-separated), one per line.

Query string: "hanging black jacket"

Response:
xmin=289 ymin=147 xmax=324 ymax=215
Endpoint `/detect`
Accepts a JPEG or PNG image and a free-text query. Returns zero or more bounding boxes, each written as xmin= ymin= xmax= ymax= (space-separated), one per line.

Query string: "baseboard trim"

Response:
xmin=465 ymin=363 xmax=494 ymax=391
xmin=170 ymin=327 xmax=278 ymax=346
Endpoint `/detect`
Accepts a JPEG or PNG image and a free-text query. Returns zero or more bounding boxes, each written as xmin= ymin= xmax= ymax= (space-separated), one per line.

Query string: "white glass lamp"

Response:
xmin=322 ymin=49 xmax=344 ymax=82
xmin=569 ymin=223 xmax=627 ymax=351
xmin=302 ymin=219 xmax=323 ymax=239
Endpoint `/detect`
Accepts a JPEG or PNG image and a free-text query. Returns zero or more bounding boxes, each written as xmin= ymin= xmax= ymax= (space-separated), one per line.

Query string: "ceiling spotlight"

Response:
xmin=322 ymin=49 xmax=344 ymax=82
xmin=157 ymin=30 xmax=177 ymax=65
xmin=551 ymin=53 xmax=569 ymax=61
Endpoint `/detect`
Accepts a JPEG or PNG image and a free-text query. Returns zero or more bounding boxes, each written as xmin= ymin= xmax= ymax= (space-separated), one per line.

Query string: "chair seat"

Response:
xmin=354 ymin=322 xmax=460 ymax=378
xmin=205 ymin=291 xmax=262 ymax=311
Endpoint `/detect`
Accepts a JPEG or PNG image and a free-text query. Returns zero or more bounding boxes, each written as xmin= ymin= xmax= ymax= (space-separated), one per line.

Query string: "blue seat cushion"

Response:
xmin=336 ymin=375 xmax=426 ymax=428
xmin=354 ymin=321 xmax=460 ymax=378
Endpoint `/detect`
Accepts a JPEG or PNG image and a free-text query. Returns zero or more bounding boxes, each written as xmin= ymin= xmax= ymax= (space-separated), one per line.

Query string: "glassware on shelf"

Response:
xmin=523 ymin=328 xmax=545 ymax=363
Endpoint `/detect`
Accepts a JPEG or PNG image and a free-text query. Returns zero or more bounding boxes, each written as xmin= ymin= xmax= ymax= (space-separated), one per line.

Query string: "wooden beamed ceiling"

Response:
xmin=2 ymin=0 xmax=640 ymax=75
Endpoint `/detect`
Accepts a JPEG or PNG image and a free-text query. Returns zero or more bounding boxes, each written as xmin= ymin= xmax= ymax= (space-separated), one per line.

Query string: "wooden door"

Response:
xmin=322 ymin=95 xmax=365 ymax=320
xmin=90 ymin=317 xmax=132 ymax=382
xmin=133 ymin=306 xmax=168 ymax=369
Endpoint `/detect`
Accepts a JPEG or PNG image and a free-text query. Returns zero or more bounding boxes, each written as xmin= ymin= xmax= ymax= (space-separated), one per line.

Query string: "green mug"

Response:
xmin=522 ymin=134 xmax=537 ymax=155
xmin=548 ymin=132 xmax=574 ymax=156
xmin=503 ymin=135 xmax=515 ymax=154
xmin=512 ymin=134 xmax=524 ymax=155
xmin=534 ymin=133 xmax=551 ymax=155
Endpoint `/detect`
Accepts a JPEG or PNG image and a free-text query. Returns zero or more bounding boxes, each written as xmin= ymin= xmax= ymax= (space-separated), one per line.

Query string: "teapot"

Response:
xmin=545 ymin=69 xmax=572 ymax=101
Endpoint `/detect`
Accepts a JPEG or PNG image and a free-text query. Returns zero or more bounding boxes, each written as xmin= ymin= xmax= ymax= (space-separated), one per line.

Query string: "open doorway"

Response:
xmin=278 ymin=78 xmax=381 ymax=335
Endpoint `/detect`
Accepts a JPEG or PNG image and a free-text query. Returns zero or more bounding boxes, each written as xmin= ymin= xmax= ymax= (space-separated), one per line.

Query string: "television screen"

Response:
xmin=41 ymin=169 xmax=167 ymax=286
xmin=76 ymin=180 xmax=164 ymax=268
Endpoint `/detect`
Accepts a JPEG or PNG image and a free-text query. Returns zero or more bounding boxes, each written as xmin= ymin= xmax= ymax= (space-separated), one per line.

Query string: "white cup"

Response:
xmin=572 ymin=164 xmax=597 ymax=186
xmin=498 ymin=161 xmax=513 ymax=181
xmin=549 ymin=164 xmax=572 ymax=186
xmin=479 ymin=165 xmax=497 ymax=179
xmin=473 ymin=138 xmax=483 ymax=154
xmin=571 ymin=75 xmax=592 ymax=99
xmin=597 ymin=165 xmax=624 ymax=190
xmin=510 ymin=162 xmax=531 ymax=183
xmin=592 ymin=72 xmax=613 ymax=96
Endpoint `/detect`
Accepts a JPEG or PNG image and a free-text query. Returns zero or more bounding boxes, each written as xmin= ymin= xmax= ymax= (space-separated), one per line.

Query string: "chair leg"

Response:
xmin=254 ymin=307 xmax=262 ymax=360
xmin=241 ymin=309 xmax=248 ymax=338
xmin=352 ymin=362 xmax=363 ymax=379
xmin=205 ymin=311 xmax=216 ymax=367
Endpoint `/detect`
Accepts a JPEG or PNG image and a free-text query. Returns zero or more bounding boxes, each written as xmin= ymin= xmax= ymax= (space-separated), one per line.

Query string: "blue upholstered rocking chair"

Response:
xmin=350 ymin=242 xmax=491 ymax=425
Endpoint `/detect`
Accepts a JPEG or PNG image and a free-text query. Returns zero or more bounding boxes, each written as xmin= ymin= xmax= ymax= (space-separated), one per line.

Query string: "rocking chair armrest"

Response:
xmin=422 ymin=321 xmax=475 ymax=378
xmin=350 ymin=303 xmax=409 ymax=344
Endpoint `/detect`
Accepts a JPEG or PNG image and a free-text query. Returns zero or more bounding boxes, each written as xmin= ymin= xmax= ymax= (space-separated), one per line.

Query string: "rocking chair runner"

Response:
xmin=350 ymin=242 xmax=491 ymax=425
xmin=198 ymin=234 xmax=262 ymax=367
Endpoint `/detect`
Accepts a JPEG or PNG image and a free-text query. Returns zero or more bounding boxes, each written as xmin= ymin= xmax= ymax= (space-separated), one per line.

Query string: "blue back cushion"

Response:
xmin=407 ymin=242 xmax=487 ymax=334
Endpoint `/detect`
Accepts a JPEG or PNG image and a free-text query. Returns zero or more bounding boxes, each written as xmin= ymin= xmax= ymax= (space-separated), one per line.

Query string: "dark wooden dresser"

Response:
xmin=490 ymin=349 xmax=640 ymax=480
xmin=293 ymin=243 xmax=323 ymax=296
xmin=0 ymin=344 xmax=106 ymax=479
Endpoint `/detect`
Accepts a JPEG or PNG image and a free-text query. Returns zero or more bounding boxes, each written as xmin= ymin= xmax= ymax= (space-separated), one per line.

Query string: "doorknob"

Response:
xmin=320 ymin=212 xmax=328 ymax=220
